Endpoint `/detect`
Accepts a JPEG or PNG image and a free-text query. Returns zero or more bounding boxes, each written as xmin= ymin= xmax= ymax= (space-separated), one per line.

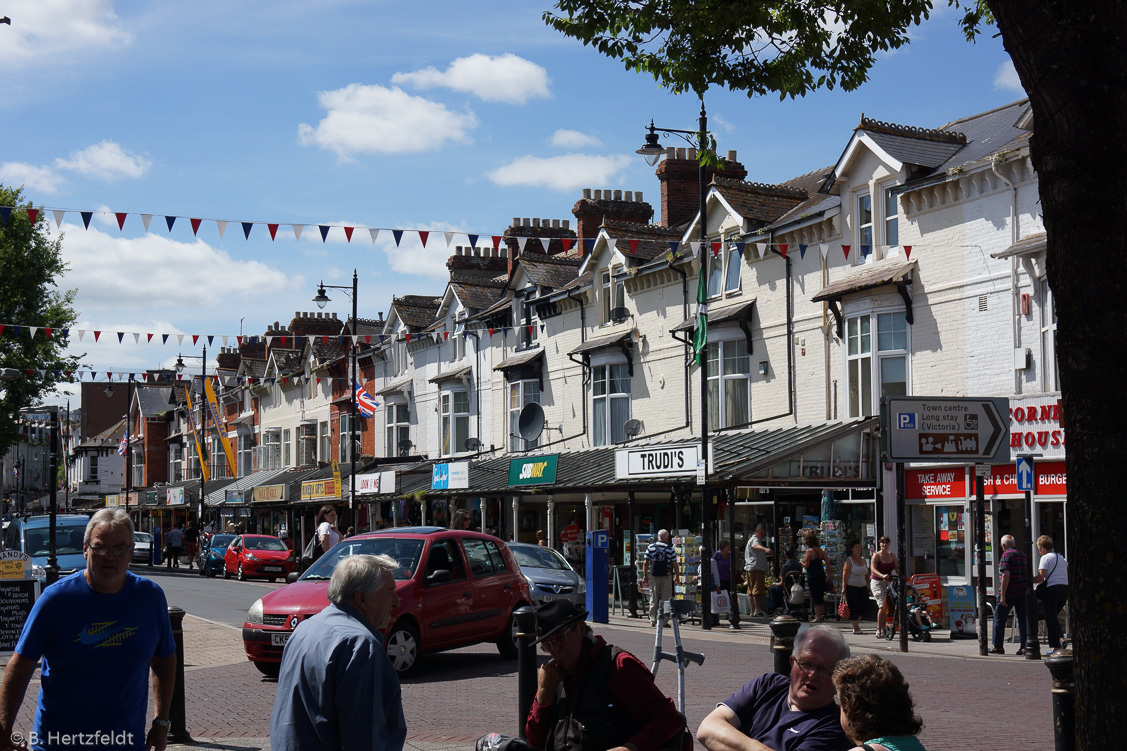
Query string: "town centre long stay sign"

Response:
xmin=615 ymin=443 xmax=702 ymax=479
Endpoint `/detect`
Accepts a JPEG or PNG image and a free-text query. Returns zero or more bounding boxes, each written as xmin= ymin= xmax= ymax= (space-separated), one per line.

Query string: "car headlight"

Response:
xmin=576 ymin=578 xmax=587 ymax=594
xmin=523 ymin=574 xmax=539 ymax=592
xmin=246 ymin=598 xmax=264 ymax=625
xmin=245 ymin=553 xmax=258 ymax=561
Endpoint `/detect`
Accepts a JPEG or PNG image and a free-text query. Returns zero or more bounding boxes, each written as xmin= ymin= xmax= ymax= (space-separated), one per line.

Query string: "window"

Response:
xmin=1040 ymin=278 xmax=1058 ymax=391
xmin=339 ymin=414 xmax=357 ymax=463
xmin=884 ymin=188 xmax=899 ymax=247
xmin=441 ymin=390 xmax=470 ymax=456
xmin=386 ymin=403 xmax=410 ymax=456
xmin=707 ymin=246 xmax=724 ymax=298
xmin=462 ymin=538 xmax=508 ymax=577
xmin=600 ymin=268 xmax=625 ymax=324
xmin=187 ymin=442 xmax=200 ymax=480
xmin=857 ymin=193 xmax=873 ymax=250
xmin=259 ymin=428 xmax=281 ymax=471
xmin=319 ymin=421 xmax=330 ymax=464
xmin=298 ymin=423 xmax=317 ymax=466
xmin=238 ymin=433 xmax=254 ymax=476
xmin=394 ymin=340 xmax=408 ymax=375
xmin=705 ymin=340 xmax=751 ymax=429
xmin=131 ymin=448 xmax=143 ymax=487
xmin=449 ymin=323 xmax=466 ymax=363
xmin=592 ymin=363 xmax=630 ymax=446
xmin=88 ymin=453 xmax=100 ymax=483
xmin=846 ymin=311 xmax=909 ymax=417
xmin=509 ymin=380 xmax=541 ymax=451
xmin=209 ymin=437 xmax=229 ymax=479
xmin=519 ymin=296 xmax=539 ymax=348
xmin=723 ymin=241 xmax=742 ymax=294
xmin=282 ymin=429 xmax=292 ymax=468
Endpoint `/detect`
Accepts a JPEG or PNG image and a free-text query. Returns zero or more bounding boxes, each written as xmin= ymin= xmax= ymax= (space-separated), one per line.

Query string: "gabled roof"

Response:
xmin=518 ymin=254 xmax=583 ymax=290
xmin=711 ymin=179 xmax=807 ymax=226
xmin=389 ymin=295 xmax=441 ymax=331
xmin=451 ymin=280 xmax=506 ymax=312
xmin=136 ymin=387 xmax=173 ymax=417
xmin=599 ymin=221 xmax=683 ymax=263
xmin=76 ymin=418 xmax=126 ymax=450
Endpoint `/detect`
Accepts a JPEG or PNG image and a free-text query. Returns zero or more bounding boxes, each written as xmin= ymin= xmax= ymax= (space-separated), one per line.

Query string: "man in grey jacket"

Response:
xmin=270 ymin=554 xmax=406 ymax=751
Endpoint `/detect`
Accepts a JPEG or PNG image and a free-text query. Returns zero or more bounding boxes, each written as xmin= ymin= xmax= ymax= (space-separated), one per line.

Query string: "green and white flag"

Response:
xmin=692 ymin=251 xmax=708 ymax=364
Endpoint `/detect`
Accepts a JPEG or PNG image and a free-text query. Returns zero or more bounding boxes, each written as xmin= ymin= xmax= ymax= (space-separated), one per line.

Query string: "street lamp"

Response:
xmin=314 ymin=271 xmax=360 ymax=517
xmin=637 ymin=100 xmax=729 ymax=630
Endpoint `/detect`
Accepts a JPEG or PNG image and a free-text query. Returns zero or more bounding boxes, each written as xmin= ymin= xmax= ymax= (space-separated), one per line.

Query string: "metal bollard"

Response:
xmin=768 ymin=615 xmax=802 ymax=676
xmin=1045 ymin=648 xmax=1075 ymax=751
xmin=515 ymin=606 xmax=538 ymax=738
xmin=167 ymin=606 xmax=192 ymax=744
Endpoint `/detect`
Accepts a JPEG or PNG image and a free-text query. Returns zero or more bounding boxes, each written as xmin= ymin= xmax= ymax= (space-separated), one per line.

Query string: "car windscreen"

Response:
xmin=208 ymin=535 xmax=235 ymax=550
xmin=511 ymin=545 xmax=570 ymax=570
xmin=26 ymin=525 xmax=87 ymax=557
xmin=244 ymin=537 xmax=288 ymax=551
xmin=301 ymin=538 xmax=424 ymax=581
xmin=134 ymin=533 xmax=153 ymax=544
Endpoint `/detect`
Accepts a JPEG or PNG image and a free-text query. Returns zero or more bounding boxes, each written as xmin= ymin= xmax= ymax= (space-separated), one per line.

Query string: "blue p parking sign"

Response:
xmin=897 ymin=412 xmax=917 ymax=430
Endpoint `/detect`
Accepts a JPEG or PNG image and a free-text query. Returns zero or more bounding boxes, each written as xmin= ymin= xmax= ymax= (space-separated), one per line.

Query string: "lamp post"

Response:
xmin=176 ymin=346 xmax=207 ymax=528
xmin=314 ymin=270 xmax=360 ymax=518
xmin=44 ymin=405 xmax=60 ymax=585
xmin=637 ymin=101 xmax=722 ymax=630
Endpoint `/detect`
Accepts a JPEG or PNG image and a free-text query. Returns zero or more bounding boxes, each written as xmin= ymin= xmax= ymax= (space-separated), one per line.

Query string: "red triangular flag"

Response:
xmin=364 ymin=335 xmax=371 ymax=344
xmin=492 ymin=235 xmax=502 ymax=250
xmin=561 ymin=238 xmax=574 ymax=253
xmin=443 ymin=331 xmax=449 ymax=341
xmin=268 ymin=223 xmax=279 ymax=240
xmin=778 ymin=243 xmax=788 ymax=259
xmin=903 ymin=245 xmax=912 ymax=259
xmin=192 ymin=335 xmax=199 ymax=345
xmin=711 ymin=241 xmax=722 ymax=257
xmin=147 ymin=333 xmax=154 ymax=342
xmin=190 ymin=218 xmax=202 ymax=235
xmin=405 ymin=333 xmax=412 ymax=343
xmin=94 ymin=331 xmax=102 ymax=341
xmin=418 ymin=230 xmax=429 ymax=247
xmin=344 ymin=226 xmax=354 ymax=242
xmin=0 ymin=325 xmax=5 ymax=337
xmin=44 ymin=328 xmax=52 ymax=339
xmin=628 ymin=239 xmax=639 ymax=255
xmin=116 ymin=213 xmax=127 ymax=230
xmin=322 ymin=336 xmax=329 ymax=346
xmin=842 ymin=244 xmax=851 ymax=259
xmin=489 ymin=328 xmax=496 ymax=336
xmin=237 ymin=336 xmax=243 ymax=346
xmin=27 ymin=209 xmax=39 ymax=225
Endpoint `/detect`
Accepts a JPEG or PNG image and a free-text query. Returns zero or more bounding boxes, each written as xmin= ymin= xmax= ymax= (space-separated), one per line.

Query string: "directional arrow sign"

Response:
xmin=1016 ymin=456 xmax=1035 ymax=491
xmin=882 ymin=396 xmax=1010 ymax=463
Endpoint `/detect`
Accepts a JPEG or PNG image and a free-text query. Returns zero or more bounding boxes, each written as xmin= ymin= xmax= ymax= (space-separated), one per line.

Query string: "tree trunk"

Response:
xmin=988 ymin=1 xmax=1127 ymax=748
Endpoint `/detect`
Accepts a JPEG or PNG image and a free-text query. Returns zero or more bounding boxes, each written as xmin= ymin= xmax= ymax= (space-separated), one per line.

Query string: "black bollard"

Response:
xmin=1045 ymin=648 xmax=1075 ymax=751
xmin=515 ymin=606 xmax=538 ymax=738
xmin=768 ymin=615 xmax=802 ymax=676
xmin=167 ymin=606 xmax=192 ymax=744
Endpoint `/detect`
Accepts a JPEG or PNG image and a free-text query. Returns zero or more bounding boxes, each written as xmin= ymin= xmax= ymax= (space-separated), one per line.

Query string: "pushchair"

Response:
xmin=883 ymin=580 xmax=937 ymax=642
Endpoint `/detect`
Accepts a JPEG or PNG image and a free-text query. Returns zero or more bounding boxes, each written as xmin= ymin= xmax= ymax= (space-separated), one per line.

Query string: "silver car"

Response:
xmin=132 ymin=532 xmax=154 ymax=564
xmin=508 ymin=542 xmax=586 ymax=607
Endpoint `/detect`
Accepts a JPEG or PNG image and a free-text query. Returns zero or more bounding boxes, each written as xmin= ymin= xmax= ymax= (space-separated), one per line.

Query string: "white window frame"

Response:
xmin=187 ymin=441 xmax=200 ymax=480
xmin=845 ymin=309 xmax=910 ymax=417
xmin=338 ymin=414 xmax=357 ymax=463
xmin=705 ymin=337 xmax=751 ymax=429
xmin=88 ymin=452 xmax=100 ymax=483
xmin=386 ymin=402 xmax=410 ymax=457
xmin=883 ymin=186 xmax=900 ymax=248
xmin=856 ymin=192 xmax=874 ymax=258
xmin=298 ymin=423 xmax=317 ymax=467
xmin=282 ymin=428 xmax=292 ymax=468
xmin=592 ymin=360 xmax=631 ymax=446
xmin=440 ymin=389 xmax=471 ymax=456
xmin=319 ymin=421 xmax=330 ymax=463
xmin=509 ymin=380 xmax=541 ymax=452
xmin=238 ymin=432 xmax=254 ymax=476
xmin=519 ymin=295 xmax=540 ymax=348
xmin=723 ymin=240 xmax=742 ymax=294
xmin=1040 ymin=277 xmax=1058 ymax=391
xmin=258 ymin=428 xmax=281 ymax=471
xmin=707 ymin=244 xmax=724 ymax=299
xmin=600 ymin=267 xmax=625 ymax=325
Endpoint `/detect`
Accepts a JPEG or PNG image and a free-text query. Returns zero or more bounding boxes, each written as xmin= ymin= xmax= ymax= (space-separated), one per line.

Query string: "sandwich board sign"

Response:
xmin=882 ymin=396 xmax=1010 ymax=463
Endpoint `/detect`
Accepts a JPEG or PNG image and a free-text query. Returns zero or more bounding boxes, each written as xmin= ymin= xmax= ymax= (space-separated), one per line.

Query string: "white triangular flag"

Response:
xmin=52 ymin=210 xmax=65 ymax=228
xmin=77 ymin=330 xmax=86 ymax=341
xmin=756 ymin=242 xmax=767 ymax=259
xmin=29 ymin=327 xmax=38 ymax=338
xmin=607 ymin=238 xmax=617 ymax=254
xmin=293 ymin=224 xmax=304 ymax=242
xmin=177 ymin=334 xmax=185 ymax=346
xmin=444 ymin=232 xmax=455 ymax=247
xmin=690 ymin=241 xmax=701 ymax=257
xmin=141 ymin=214 xmax=153 ymax=231
xmin=517 ymin=237 xmax=529 ymax=253
xmin=133 ymin=333 xmax=140 ymax=343
xmin=369 ymin=228 xmax=380 ymax=244
xmin=216 ymin=220 xmax=228 ymax=239
xmin=820 ymin=244 xmax=830 ymax=260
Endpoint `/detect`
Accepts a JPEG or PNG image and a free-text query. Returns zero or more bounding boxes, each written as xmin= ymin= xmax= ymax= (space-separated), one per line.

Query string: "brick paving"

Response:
xmin=4 ymin=613 xmax=1056 ymax=751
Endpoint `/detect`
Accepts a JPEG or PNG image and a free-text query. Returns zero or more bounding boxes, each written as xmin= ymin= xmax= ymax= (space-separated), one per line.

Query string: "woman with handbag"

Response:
xmin=842 ymin=539 xmax=869 ymax=634
xmin=802 ymin=531 xmax=832 ymax=623
xmin=1032 ymin=535 xmax=1069 ymax=651
xmin=870 ymin=536 xmax=898 ymax=638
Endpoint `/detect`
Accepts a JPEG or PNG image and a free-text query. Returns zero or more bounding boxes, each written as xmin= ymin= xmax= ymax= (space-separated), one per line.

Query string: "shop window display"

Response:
xmin=935 ymin=505 xmax=966 ymax=578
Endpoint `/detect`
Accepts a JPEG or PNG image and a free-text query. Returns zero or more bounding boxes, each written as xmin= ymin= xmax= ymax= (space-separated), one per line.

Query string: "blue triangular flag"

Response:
xmin=467 ymin=234 xmax=478 ymax=249
xmin=165 ymin=216 xmax=176 ymax=232
xmin=583 ymin=238 xmax=596 ymax=255
xmin=668 ymin=241 xmax=679 ymax=255
xmin=162 ymin=334 xmax=169 ymax=344
xmin=733 ymin=241 xmax=746 ymax=257
xmin=117 ymin=332 xmax=125 ymax=343
xmin=0 ymin=207 xmax=11 ymax=224
xmin=799 ymin=244 xmax=808 ymax=259
xmin=861 ymin=244 xmax=871 ymax=257
xmin=392 ymin=230 xmax=404 ymax=247
xmin=242 ymin=222 xmax=253 ymax=239
xmin=207 ymin=335 xmax=214 ymax=346
xmin=319 ymin=225 xmax=330 ymax=242
xmin=81 ymin=211 xmax=93 ymax=229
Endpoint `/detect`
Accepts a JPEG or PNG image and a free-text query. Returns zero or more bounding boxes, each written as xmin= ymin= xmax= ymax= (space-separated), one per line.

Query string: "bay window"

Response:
xmin=847 ymin=310 xmax=909 ymax=417
xmin=386 ymin=403 xmax=410 ymax=456
xmin=706 ymin=340 xmax=751 ymax=429
xmin=441 ymin=390 xmax=471 ymax=456
xmin=592 ymin=363 xmax=631 ymax=446
xmin=509 ymin=380 xmax=541 ymax=451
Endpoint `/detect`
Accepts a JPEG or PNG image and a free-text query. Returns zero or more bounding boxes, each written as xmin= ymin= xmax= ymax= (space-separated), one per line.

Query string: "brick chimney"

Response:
xmin=502 ymin=217 xmax=578 ymax=275
xmin=571 ymin=190 xmax=653 ymax=240
xmin=447 ymin=245 xmax=510 ymax=280
xmin=288 ymin=311 xmax=345 ymax=339
xmin=216 ymin=347 xmax=241 ymax=371
xmin=657 ymin=149 xmax=748 ymax=228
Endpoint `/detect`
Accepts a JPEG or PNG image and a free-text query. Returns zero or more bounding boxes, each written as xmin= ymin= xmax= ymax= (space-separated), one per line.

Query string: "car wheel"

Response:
xmin=386 ymin=621 xmax=420 ymax=676
xmin=253 ymin=661 xmax=280 ymax=679
xmin=238 ymin=562 xmax=248 ymax=581
xmin=223 ymin=565 xmax=231 ymax=580
xmin=496 ymin=610 xmax=520 ymax=659
xmin=206 ymin=566 xmax=215 ymax=578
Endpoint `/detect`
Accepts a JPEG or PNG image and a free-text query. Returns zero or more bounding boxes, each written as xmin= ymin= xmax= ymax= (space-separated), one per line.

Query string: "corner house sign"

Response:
xmin=509 ymin=455 xmax=559 ymax=486
xmin=615 ymin=443 xmax=701 ymax=480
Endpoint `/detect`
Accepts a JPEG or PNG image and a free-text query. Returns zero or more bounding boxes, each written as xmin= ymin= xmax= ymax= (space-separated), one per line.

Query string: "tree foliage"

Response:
xmin=0 ymin=185 xmax=81 ymax=455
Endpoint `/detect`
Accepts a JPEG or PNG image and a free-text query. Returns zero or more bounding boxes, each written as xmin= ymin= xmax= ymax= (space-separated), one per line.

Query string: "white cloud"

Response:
xmin=56 ymin=224 xmax=298 ymax=312
xmin=487 ymin=154 xmax=633 ymax=193
xmin=377 ymin=225 xmax=465 ymax=281
xmin=0 ymin=0 xmax=134 ymax=66
xmin=549 ymin=129 xmax=602 ymax=149
xmin=0 ymin=162 xmax=65 ymax=194
xmin=298 ymin=84 xmax=478 ymax=159
xmin=55 ymin=141 xmax=151 ymax=181
xmin=392 ymin=54 xmax=550 ymax=104
xmin=994 ymin=61 xmax=1024 ymax=93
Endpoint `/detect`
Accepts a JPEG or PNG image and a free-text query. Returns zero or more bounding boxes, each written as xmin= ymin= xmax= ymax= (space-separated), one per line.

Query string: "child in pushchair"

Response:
xmin=885 ymin=581 xmax=936 ymax=641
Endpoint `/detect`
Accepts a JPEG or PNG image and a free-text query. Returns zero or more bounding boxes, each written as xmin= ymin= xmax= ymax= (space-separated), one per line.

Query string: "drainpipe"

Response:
xmin=565 ymin=288 xmax=589 ymax=435
xmin=821 ymin=233 xmax=832 ymax=419
xmin=992 ymin=156 xmax=1021 ymax=395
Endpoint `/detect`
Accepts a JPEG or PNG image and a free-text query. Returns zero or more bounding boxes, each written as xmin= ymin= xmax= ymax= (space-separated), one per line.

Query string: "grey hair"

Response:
xmin=328 ymin=554 xmax=399 ymax=606
xmin=1001 ymin=534 xmax=1015 ymax=548
xmin=795 ymin=623 xmax=850 ymax=663
xmin=658 ymin=529 xmax=670 ymax=542
xmin=85 ymin=507 xmax=134 ymax=547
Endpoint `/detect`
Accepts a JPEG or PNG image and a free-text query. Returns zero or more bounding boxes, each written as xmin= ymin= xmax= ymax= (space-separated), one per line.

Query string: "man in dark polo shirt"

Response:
xmin=696 ymin=625 xmax=850 ymax=751
xmin=990 ymin=534 xmax=1030 ymax=655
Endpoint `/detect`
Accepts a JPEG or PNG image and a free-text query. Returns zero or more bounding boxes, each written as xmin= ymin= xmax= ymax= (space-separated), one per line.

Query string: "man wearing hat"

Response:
xmin=525 ymin=601 xmax=685 ymax=751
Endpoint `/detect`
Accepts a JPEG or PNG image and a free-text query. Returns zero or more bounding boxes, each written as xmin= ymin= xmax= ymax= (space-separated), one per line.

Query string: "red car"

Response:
xmin=223 ymin=534 xmax=296 ymax=582
xmin=241 ymin=527 xmax=532 ymax=677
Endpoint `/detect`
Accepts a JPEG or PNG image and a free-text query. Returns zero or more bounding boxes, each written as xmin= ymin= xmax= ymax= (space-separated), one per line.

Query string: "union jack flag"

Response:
xmin=354 ymin=381 xmax=379 ymax=418
xmin=118 ymin=433 xmax=128 ymax=456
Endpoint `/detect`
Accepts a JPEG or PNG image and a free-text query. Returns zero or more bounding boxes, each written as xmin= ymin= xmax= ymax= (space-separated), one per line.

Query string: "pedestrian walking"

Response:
xmin=743 ymin=524 xmax=771 ymax=617
xmin=642 ymin=529 xmax=678 ymax=626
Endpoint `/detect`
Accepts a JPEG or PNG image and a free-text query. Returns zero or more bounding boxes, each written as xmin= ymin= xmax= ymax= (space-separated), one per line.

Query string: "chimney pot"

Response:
xmin=562 ymin=219 xmax=569 ymax=229
xmin=583 ymin=188 xmax=591 ymax=199
xmin=636 ymin=191 xmax=643 ymax=202
xmin=613 ymin=190 xmax=622 ymax=200
xmin=594 ymin=190 xmax=603 ymax=200
xmin=551 ymin=219 xmax=560 ymax=229
xmin=625 ymin=191 xmax=633 ymax=202
xmin=513 ymin=218 xmax=520 ymax=226
xmin=727 ymin=150 xmax=737 ymax=162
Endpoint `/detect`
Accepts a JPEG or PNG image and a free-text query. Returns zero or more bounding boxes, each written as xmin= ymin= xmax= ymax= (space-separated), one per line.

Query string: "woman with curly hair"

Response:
xmin=832 ymin=654 xmax=927 ymax=751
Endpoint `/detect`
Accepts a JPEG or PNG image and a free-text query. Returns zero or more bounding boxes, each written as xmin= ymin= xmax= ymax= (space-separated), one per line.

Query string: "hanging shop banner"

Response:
xmin=301 ymin=478 xmax=338 ymax=501
xmin=252 ymin=484 xmax=286 ymax=502
xmin=332 ymin=459 xmax=342 ymax=497
xmin=166 ymin=487 xmax=185 ymax=506
xmin=203 ymin=377 xmax=238 ymax=478
xmin=431 ymin=462 xmax=469 ymax=490
xmin=508 ymin=455 xmax=559 ymax=486
xmin=1008 ymin=394 xmax=1065 ymax=460
xmin=905 ymin=467 xmax=968 ymax=501
xmin=615 ymin=443 xmax=701 ymax=479
xmin=351 ymin=471 xmax=397 ymax=496
xmin=183 ymin=387 xmax=210 ymax=484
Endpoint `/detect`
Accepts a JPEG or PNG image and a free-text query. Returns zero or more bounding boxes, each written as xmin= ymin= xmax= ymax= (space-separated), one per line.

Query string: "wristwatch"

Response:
xmin=152 ymin=719 xmax=171 ymax=730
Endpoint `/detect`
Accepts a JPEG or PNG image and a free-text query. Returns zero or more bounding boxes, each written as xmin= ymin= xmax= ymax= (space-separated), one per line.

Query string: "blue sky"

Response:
xmin=0 ymin=0 xmax=1023 ymax=402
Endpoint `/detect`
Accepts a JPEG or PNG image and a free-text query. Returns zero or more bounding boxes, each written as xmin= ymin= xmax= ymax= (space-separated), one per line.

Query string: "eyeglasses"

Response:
xmin=793 ymin=657 xmax=833 ymax=680
xmin=88 ymin=544 xmax=131 ymax=558
xmin=540 ymin=625 xmax=573 ymax=653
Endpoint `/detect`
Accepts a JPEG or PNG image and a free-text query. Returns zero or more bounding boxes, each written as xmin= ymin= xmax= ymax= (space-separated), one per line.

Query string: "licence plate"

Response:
xmin=270 ymin=632 xmax=291 ymax=647
xmin=541 ymin=595 xmax=564 ymax=602
xmin=262 ymin=566 xmax=283 ymax=573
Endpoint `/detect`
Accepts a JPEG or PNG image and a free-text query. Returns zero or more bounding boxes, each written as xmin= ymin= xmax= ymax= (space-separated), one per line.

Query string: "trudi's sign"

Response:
xmin=615 ymin=443 xmax=701 ymax=479
xmin=508 ymin=455 xmax=559 ymax=486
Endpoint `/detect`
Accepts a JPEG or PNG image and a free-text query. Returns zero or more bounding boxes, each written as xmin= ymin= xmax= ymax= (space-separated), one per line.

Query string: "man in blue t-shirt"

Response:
xmin=696 ymin=625 xmax=851 ymax=751
xmin=0 ymin=508 xmax=176 ymax=751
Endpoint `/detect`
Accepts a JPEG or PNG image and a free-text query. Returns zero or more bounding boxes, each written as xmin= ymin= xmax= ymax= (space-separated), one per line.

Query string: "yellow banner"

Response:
xmin=204 ymin=376 xmax=238 ymax=478
xmin=184 ymin=387 xmax=210 ymax=483
xmin=301 ymin=478 xmax=338 ymax=500
xmin=332 ymin=459 xmax=342 ymax=500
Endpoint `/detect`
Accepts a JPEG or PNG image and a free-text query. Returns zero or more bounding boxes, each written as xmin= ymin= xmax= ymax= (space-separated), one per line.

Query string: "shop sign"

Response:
xmin=884 ymin=396 xmax=1010 ymax=462
xmin=351 ymin=471 xmax=397 ymax=495
xmin=301 ymin=478 xmax=338 ymax=500
xmin=1008 ymin=395 xmax=1065 ymax=459
xmin=1036 ymin=461 xmax=1067 ymax=495
xmin=105 ymin=494 xmax=120 ymax=507
xmin=0 ymin=578 xmax=37 ymax=653
xmin=615 ymin=443 xmax=701 ymax=479
xmin=905 ymin=468 xmax=967 ymax=500
xmin=167 ymin=487 xmax=185 ymax=505
xmin=225 ymin=489 xmax=248 ymax=504
xmin=252 ymin=484 xmax=286 ymax=502
xmin=0 ymin=550 xmax=30 ymax=579
xmin=508 ymin=455 xmax=558 ymax=486
xmin=431 ymin=462 xmax=469 ymax=490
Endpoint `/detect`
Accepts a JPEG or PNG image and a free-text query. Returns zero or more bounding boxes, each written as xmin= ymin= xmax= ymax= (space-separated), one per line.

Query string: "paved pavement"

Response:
xmin=5 ymin=609 xmax=1057 ymax=750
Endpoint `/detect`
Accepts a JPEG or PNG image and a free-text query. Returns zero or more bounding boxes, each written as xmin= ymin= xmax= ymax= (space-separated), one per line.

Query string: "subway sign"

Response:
xmin=615 ymin=443 xmax=701 ymax=479
xmin=508 ymin=455 xmax=559 ymax=486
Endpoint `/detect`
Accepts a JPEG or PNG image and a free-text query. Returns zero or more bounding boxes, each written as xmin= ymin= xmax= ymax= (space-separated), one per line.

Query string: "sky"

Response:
xmin=0 ymin=0 xmax=1024 ymax=405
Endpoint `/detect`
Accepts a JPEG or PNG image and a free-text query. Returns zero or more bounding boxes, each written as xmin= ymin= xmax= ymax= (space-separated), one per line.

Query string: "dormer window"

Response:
xmin=600 ymin=267 xmax=625 ymax=325
xmin=519 ymin=295 xmax=539 ymax=348
xmin=857 ymin=192 xmax=874 ymax=249
xmin=884 ymin=188 xmax=899 ymax=247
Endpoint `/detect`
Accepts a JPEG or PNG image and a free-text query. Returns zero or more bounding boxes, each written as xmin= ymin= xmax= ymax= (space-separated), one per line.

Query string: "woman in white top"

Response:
xmin=316 ymin=505 xmax=342 ymax=554
xmin=1032 ymin=534 xmax=1069 ymax=650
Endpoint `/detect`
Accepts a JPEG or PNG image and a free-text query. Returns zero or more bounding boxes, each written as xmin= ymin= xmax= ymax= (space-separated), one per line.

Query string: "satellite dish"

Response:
xmin=397 ymin=439 xmax=414 ymax=456
xmin=517 ymin=402 xmax=546 ymax=442
xmin=464 ymin=437 xmax=481 ymax=451
xmin=623 ymin=419 xmax=643 ymax=438
xmin=609 ymin=307 xmax=631 ymax=324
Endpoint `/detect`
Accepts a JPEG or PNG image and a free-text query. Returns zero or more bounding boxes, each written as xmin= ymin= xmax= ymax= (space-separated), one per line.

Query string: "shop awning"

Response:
xmin=568 ymin=331 xmax=635 ymax=376
xmin=204 ymin=468 xmax=289 ymax=507
xmin=991 ymin=232 xmax=1046 ymax=259
xmin=428 ymin=365 xmax=473 ymax=384
xmin=811 ymin=259 xmax=915 ymax=337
